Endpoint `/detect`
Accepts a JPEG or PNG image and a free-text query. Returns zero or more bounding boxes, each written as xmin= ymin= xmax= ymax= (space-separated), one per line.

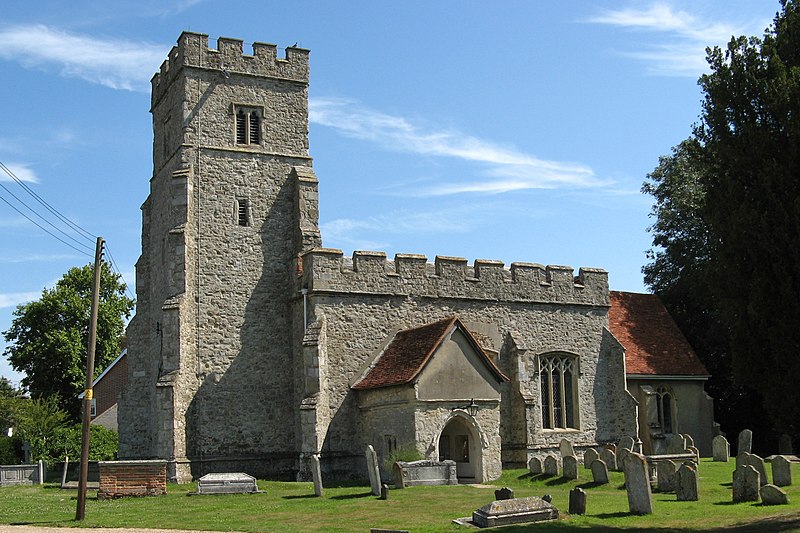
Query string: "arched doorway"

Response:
xmin=437 ymin=415 xmax=482 ymax=482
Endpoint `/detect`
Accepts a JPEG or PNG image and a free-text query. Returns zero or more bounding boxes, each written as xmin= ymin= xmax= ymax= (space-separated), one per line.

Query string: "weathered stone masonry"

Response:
xmin=119 ymin=32 xmax=638 ymax=483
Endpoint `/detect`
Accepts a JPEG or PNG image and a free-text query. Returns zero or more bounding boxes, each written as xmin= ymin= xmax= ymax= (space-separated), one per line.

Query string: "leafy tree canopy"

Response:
xmin=644 ymin=0 xmax=800 ymax=444
xmin=3 ymin=262 xmax=134 ymax=419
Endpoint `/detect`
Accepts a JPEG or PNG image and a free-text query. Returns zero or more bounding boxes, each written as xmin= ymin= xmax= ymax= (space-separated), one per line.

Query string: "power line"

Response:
xmin=0 ymin=162 xmax=97 ymax=242
xmin=104 ymin=244 xmax=136 ymax=302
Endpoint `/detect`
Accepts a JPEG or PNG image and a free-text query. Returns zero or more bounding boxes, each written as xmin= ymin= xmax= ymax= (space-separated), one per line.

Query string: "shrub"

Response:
xmin=383 ymin=442 xmax=424 ymax=471
xmin=0 ymin=434 xmax=23 ymax=465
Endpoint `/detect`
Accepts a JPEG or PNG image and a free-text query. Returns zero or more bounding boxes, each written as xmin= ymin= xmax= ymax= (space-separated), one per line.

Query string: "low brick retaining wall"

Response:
xmin=98 ymin=460 xmax=167 ymax=499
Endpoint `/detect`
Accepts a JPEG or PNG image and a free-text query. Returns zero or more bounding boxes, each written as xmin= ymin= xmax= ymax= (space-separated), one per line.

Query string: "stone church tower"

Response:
xmin=118 ymin=32 xmax=320 ymax=482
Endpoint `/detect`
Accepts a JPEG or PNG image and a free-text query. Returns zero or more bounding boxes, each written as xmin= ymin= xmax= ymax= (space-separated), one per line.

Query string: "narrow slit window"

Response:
xmin=236 ymin=110 xmax=247 ymax=144
xmin=237 ymin=199 xmax=250 ymax=227
xmin=234 ymin=106 xmax=262 ymax=146
xmin=249 ymin=111 xmax=260 ymax=144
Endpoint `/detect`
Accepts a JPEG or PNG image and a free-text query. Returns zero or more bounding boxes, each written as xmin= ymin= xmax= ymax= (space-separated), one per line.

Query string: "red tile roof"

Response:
xmin=352 ymin=316 xmax=507 ymax=390
xmin=609 ymin=291 xmax=709 ymax=376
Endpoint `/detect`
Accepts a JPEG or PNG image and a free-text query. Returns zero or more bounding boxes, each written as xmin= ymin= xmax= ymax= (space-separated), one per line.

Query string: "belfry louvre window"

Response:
xmin=236 ymin=198 xmax=250 ymax=227
xmin=235 ymin=107 xmax=261 ymax=145
xmin=540 ymin=353 xmax=578 ymax=429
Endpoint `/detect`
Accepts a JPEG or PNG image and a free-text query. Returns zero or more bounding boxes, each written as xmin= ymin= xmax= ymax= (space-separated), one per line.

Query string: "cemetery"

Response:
xmin=3 ymin=432 xmax=800 ymax=530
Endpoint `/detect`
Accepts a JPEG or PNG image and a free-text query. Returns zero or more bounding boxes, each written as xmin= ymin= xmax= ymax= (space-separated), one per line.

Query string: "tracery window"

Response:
xmin=234 ymin=106 xmax=262 ymax=145
xmin=655 ymin=386 xmax=674 ymax=434
xmin=540 ymin=353 xmax=578 ymax=429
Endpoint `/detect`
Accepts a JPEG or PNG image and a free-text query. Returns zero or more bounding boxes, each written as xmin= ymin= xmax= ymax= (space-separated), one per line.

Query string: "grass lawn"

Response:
xmin=2 ymin=459 xmax=800 ymax=531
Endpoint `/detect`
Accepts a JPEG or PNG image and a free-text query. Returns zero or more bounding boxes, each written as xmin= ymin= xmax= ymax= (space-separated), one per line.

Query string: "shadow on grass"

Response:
xmin=329 ymin=491 xmax=373 ymax=500
xmin=282 ymin=494 xmax=319 ymax=500
xmin=544 ymin=477 xmax=571 ymax=486
xmin=576 ymin=481 xmax=606 ymax=490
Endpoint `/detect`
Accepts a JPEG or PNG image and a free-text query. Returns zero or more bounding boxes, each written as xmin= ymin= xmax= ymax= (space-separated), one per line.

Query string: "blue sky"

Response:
xmin=0 ymin=1 xmax=775 ymax=386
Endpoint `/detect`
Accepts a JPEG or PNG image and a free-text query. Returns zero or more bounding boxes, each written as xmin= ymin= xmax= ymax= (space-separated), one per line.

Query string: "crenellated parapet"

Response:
xmin=152 ymin=31 xmax=309 ymax=106
xmin=300 ymin=249 xmax=609 ymax=306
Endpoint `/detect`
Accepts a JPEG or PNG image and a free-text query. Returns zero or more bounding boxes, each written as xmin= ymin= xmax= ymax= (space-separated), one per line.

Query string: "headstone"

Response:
xmin=559 ymin=438 xmax=575 ymax=458
xmin=542 ymin=494 xmax=552 ymax=503
xmin=583 ymin=448 xmax=599 ymax=470
xmin=682 ymin=433 xmax=695 ymax=449
xmin=528 ymin=456 xmax=543 ymax=475
xmin=675 ymin=462 xmax=699 ymax=501
xmin=569 ymin=487 xmax=586 ymax=515
xmin=732 ymin=464 xmax=760 ymax=503
xmin=471 ymin=497 xmax=559 ymax=528
xmin=623 ymin=453 xmax=653 ymax=515
xmin=760 ymin=484 xmax=789 ymax=505
xmin=666 ymin=434 xmax=687 ymax=454
xmin=543 ymin=455 xmax=559 ymax=476
xmin=310 ymin=454 xmax=323 ymax=497
xmin=735 ymin=451 xmax=750 ymax=470
xmin=779 ymin=434 xmax=794 ymax=455
xmin=738 ymin=429 xmax=753 ymax=455
xmin=747 ymin=453 xmax=769 ymax=486
xmin=617 ymin=447 xmax=630 ymax=470
xmin=712 ymin=435 xmax=730 ymax=462
xmin=687 ymin=445 xmax=700 ymax=462
xmin=772 ymin=455 xmax=792 ymax=487
xmin=604 ymin=443 xmax=617 ymax=454
xmin=656 ymin=459 xmax=677 ymax=493
xmin=379 ymin=483 xmax=389 ymax=500
xmin=619 ymin=436 xmax=635 ymax=451
xmin=495 ymin=487 xmax=514 ymax=500
xmin=600 ymin=448 xmax=618 ymax=471
xmin=366 ymin=445 xmax=381 ymax=496
xmin=563 ymin=456 xmax=579 ymax=480
xmin=590 ymin=459 xmax=609 ymax=485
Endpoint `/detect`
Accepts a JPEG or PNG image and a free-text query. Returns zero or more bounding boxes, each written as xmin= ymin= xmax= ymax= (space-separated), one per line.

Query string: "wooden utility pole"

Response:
xmin=76 ymin=236 xmax=103 ymax=521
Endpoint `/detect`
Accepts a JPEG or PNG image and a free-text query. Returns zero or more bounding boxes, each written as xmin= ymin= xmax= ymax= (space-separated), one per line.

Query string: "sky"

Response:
xmin=0 ymin=1 xmax=778 ymax=387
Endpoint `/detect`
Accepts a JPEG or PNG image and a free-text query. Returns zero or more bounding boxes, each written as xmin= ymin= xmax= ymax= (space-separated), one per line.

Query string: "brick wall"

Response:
xmin=98 ymin=460 xmax=167 ymax=499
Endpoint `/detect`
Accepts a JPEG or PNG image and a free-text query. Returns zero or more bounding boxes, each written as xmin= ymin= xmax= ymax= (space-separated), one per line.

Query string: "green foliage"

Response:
xmin=14 ymin=395 xmax=69 ymax=463
xmin=382 ymin=442 xmax=424 ymax=471
xmin=0 ymin=377 xmax=24 ymax=432
xmin=2 ymin=262 xmax=134 ymax=420
xmin=37 ymin=424 xmax=118 ymax=465
xmin=0 ymin=434 xmax=23 ymax=464
xmin=643 ymin=0 xmax=800 ymax=446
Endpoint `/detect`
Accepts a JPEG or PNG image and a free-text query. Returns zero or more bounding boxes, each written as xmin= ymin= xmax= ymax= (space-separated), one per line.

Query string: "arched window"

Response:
xmin=539 ymin=353 xmax=578 ymax=429
xmin=234 ymin=105 xmax=262 ymax=146
xmin=655 ymin=386 xmax=674 ymax=434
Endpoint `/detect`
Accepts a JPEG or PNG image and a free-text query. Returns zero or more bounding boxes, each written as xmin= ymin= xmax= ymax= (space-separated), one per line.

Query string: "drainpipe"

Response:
xmin=300 ymin=288 xmax=309 ymax=331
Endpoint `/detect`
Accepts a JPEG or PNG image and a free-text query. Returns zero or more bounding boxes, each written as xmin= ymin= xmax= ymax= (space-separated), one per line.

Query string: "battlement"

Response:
xmin=152 ymin=32 xmax=309 ymax=106
xmin=300 ymin=249 xmax=609 ymax=306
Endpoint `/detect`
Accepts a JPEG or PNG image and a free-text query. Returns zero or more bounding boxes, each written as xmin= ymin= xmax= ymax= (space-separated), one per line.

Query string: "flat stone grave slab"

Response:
xmin=192 ymin=473 xmax=260 ymax=495
xmin=454 ymin=496 xmax=559 ymax=528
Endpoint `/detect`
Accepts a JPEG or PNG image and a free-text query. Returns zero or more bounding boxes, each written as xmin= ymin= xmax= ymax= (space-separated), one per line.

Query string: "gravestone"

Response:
xmin=379 ymin=484 xmax=389 ymax=500
xmin=590 ymin=459 xmax=609 ymax=485
xmin=195 ymin=473 xmax=259 ymax=494
xmin=605 ymin=443 xmax=617 ymax=454
xmin=656 ymin=459 xmax=677 ymax=493
xmin=735 ymin=451 xmax=750 ymax=470
xmin=528 ymin=456 xmax=543 ymax=475
xmin=666 ymin=434 xmax=687 ymax=454
xmin=619 ymin=436 xmax=635 ymax=451
xmin=559 ymin=438 xmax=575 ymax=458
xmin=760 ymin=484 xmax=789 ymax=505
xmin=682 ymin=433 xmax=695 ymax=449
xmin=617 ymin=447 xmax=630 ymax=470
xmin=310 ymin=454 xmax=323 ymax=497
xmin=687 ymin=445 xmax=700 ymax=462
xmin=675 ymin=462 xmax=699 ymax=501
xmin=366 ymin=445 xmax=381 ymax=496
xmin=623 ymin=453 xmax=654 ymax=515
xmin=732 ymin=464 xmax=760 ymax=503
xmin=583 ymin=448 xmax=599 ymax=470
xmin=495 ymin=487 xmax=514 ymax=500
xmin=600 ymin=448 xmax=618 ymax=471
xmin=779 ymin=434 xmax=794 ymax=455
xmin=543 ymin=455 xmax=559 ymax=477
xmin=748 ymin=453 xmax=768 ymax=486
xmin=712 ymin=435 xmax=730 ymax=462
xmin=563 ymin=456 xmax=579 ymax=480
xmin=738 ymin=429 xmax=753 ymax=455
xmin=542 ymin=494 xmax=552 ymax=503
xmin=772 ymin=455 xmax=792 ymax=487
xmin=471 ymin=497 xmax=559 ymax=528
xmin=569 ymin=487 xmax=586 ymax=515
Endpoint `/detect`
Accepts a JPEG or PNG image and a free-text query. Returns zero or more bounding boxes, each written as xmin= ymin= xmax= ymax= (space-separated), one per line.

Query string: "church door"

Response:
xmin=438 ymin=417 xmax=478 ymax=480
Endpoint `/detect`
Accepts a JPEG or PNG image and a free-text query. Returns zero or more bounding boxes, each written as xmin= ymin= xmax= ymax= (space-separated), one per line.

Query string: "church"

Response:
xmin=117 ymin=32 xmax=718 ymax=483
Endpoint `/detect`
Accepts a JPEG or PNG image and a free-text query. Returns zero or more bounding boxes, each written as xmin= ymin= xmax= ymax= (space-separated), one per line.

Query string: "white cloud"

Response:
xmin=0 ymin=24 xmax=168 ymax=91
xmin=0 ymin=291 xmax=39 ymax=309
xmin=0 ymin=162 xmax=38 ymax=183
xmin=310 ymin=98 xmax=604 ymax=195
xmin=0 ymin=253 xmax=77 ymax=263
xmin=587 ymin=3 xmax=767 ymax=76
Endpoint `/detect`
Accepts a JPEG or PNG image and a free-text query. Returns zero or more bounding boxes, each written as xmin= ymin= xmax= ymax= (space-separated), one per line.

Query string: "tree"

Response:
xmin=3 ymin=262 xmax=134 ymax=419
xmin=697 ymin=0 xmax=800 ymax=438
xmin=644 ymin=0 xmax=800 ymax=446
